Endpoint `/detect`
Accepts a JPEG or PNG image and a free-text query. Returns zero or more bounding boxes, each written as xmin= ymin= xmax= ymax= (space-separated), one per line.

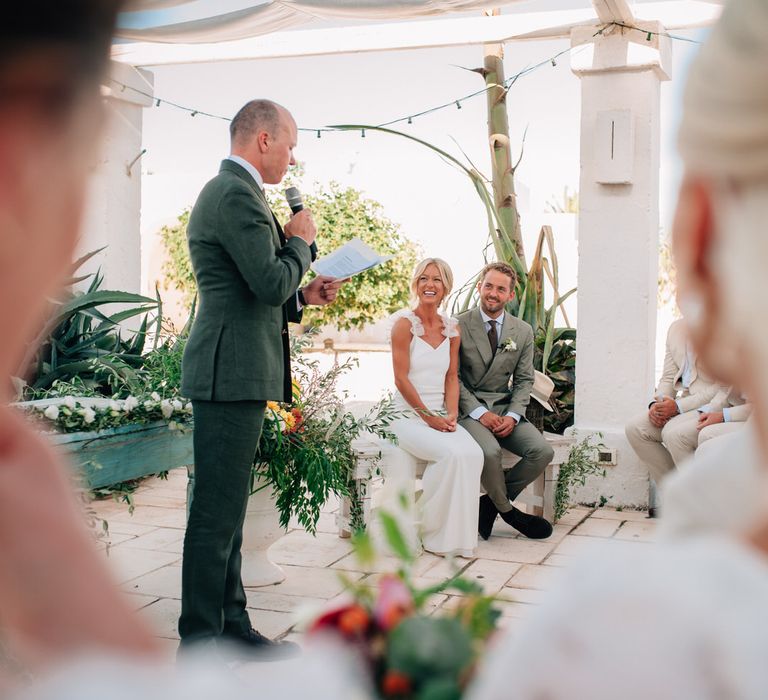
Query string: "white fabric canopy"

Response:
xmin=119 ymin=0 xmax=525 ymax=43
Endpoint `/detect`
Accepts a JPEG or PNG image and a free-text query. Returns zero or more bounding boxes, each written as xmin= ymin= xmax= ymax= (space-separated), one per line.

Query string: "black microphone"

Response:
xmin=284 ymin=186 xmax=317 ymax=261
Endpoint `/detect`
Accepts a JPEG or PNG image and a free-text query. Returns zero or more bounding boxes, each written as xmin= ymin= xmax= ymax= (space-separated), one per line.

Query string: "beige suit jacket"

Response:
xmin=707 ymin=387 xmax=752 ymax=423
xmin=656 ymin=319 xmax=719 ymax=413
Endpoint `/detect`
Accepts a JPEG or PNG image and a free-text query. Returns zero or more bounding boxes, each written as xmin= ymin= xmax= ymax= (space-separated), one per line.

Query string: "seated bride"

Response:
xmin=387 ymin=258 xmax=484 ymax=558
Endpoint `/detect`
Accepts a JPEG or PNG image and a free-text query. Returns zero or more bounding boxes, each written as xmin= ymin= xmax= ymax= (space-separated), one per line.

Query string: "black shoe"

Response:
xmin=647 ymin=507 xmax=658 ymax=519
xmin=220 ymin=627 xmax=301 ymax=661
xmin=499 ymin=506 xmax=553 ymax=540
xmin=478 ymin=495 xmax=498 ymax=540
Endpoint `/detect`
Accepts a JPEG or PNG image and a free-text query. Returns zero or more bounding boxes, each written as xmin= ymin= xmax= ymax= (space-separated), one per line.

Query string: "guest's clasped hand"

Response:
xmin=697 ymin=411 xmax=724 ymax=430
xmin=649 ymin=396 xmax=679 ymax=428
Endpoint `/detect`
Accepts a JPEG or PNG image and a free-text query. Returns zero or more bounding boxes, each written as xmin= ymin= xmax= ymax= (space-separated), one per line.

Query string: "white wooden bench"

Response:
xmin=338 ymin=431 xmax=574 ymax=538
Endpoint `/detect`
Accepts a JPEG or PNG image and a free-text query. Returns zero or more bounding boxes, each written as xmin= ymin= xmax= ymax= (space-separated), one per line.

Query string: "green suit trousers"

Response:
xmin=179 ymin=400 xmax=265 ymax=644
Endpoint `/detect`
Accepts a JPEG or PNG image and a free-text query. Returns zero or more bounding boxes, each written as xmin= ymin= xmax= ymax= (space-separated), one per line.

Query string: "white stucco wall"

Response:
xmin=78 ymin=62 xmax=154 ymax=296
xmin=567 ymin=24 xmax=672 ymax=508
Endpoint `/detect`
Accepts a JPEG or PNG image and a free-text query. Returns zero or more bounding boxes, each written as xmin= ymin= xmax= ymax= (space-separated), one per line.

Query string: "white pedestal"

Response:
xmin=241 ymin=483 xmax=287 ymax=587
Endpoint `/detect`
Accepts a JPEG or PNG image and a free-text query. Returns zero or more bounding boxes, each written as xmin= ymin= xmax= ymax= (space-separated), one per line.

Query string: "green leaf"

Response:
xmin=379 ymin=510 xmax=415 ymax=563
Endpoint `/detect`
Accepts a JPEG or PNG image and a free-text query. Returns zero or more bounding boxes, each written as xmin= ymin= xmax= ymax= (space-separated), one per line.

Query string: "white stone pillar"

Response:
xmin=78 ymin=61 xmax=154 ymax=295
xmin=568 ymin=23 xmax=671 ymax=506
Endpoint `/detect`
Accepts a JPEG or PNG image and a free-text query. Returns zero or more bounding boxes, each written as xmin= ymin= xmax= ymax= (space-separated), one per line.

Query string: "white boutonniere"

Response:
xmin=500 ymin=337 xmax=517 ymax=353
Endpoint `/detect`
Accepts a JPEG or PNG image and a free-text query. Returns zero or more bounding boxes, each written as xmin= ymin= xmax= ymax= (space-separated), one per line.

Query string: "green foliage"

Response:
xmin=159 ymin=209 xmax=196 ymax=309
xmin=159 ymin=181 xmax=420 ymax=331
xmin=254 ymin=331 xmax=402 ymax=533
xmin=554 ymin=432 xmax=607 ymax=522
xmin=18 ymin=252 xmax=159 ymax=397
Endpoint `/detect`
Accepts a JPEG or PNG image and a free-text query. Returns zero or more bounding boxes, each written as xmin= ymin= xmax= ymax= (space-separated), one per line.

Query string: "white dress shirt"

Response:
xmin=469 ymin=309 xmax=522 ymax=424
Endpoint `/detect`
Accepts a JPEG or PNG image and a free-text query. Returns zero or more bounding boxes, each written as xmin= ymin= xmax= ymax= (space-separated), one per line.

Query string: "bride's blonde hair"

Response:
xmin=409 ymin=258 xmax=454 ymax=307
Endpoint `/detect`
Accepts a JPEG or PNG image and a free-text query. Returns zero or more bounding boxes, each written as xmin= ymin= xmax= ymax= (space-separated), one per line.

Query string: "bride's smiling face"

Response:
xmin=416 ymin=264 xmax=445 ymax=306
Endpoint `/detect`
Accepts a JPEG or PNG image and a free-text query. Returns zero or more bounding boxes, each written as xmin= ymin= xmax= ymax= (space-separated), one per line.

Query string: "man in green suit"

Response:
xmin=458 ymin=262 xmax=554 ymax=540
xmin=178 ymin=100 xmax=342 ymax=657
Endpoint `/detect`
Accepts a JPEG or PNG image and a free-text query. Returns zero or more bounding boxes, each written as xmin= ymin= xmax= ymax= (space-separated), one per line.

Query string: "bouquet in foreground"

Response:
xmin=307 ymin=513 xmax=502 ymax=700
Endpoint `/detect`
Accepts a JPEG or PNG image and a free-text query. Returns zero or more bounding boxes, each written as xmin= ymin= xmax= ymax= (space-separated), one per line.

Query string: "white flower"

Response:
xmin=63 ymin=396 xmax=77 ymax=410
xmin=150 ymin=392 xmax=161 ymax=402
xmin=184 ymin=402 xmax=193 ymax=413
xmin=171 ymin=399 xmax=184 ymax=412
xmin=109 ymin=400 xmax=121 ymax=412
xmin=144 ymin=400 xmax=155 ymax=410
xmin=160 ymin=400 xmax=174 ymax=419
xmin=168 ymin=420 xmax=180 ymax=432
xmin=501 ymin=338 xmax=518 ymax=353
xmin=124 ymin=396 xmax=139 ymax=412
xmin=80 ymin=407 xmax=96 ymax=424
xmin=43 ymin=405 xmax=60 ymax=421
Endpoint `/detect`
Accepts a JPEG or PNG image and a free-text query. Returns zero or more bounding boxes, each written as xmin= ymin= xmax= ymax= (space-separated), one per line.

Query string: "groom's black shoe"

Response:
xmin=500 ymin=506 xmax=553 ymax=540
xmin=478 ymin=495 xmax=498 ymax=540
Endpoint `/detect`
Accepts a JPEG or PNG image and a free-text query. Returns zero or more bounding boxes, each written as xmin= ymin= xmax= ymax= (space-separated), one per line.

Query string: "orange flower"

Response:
xmin=381 ymin=671 xmax=411 ymax=696
xmin=338 ymin=604 xmax=370 ymax=636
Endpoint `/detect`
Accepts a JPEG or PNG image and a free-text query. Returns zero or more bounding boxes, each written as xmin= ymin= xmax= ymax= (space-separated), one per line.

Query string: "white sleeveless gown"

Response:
xmin=389 ymin=311 xmax=483 ymax=558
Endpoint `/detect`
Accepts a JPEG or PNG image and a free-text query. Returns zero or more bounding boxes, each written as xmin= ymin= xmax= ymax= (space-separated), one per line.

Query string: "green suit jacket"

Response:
xmin=457 ymin=308 xmax=535 ymax=419
xmin=181 ymin=160 xmax=312 ymax=403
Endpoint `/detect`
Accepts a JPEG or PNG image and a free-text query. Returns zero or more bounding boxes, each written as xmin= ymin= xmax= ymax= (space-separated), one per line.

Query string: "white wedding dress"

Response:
xmin=388 ymin=310 xmax=483 ymax=558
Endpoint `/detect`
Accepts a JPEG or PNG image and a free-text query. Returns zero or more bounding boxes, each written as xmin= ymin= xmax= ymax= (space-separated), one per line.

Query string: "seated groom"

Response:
xmin=458 ymin=262 xmax=554 ymax=540
xmin=625 ymin=318 xmax=719 ymax=486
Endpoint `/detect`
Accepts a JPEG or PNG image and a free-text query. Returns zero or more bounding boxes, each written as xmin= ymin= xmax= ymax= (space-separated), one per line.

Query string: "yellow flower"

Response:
xmin=266 ymin=401 xmax=280 ymax=412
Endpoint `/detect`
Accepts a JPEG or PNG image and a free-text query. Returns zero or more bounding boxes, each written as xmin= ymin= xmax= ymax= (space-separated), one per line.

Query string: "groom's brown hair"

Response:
xmin=480 ymin=262 xmax=517 ymax=289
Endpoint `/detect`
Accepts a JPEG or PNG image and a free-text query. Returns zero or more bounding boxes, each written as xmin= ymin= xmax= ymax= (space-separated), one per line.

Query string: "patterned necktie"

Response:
xmin=487 ymin=320 xmax=498 ymax=355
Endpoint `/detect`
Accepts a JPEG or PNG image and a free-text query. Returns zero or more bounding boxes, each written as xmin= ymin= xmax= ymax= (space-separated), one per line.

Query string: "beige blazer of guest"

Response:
xmin=708 ymin=387 xmax=753 ymax=423
xmin=656 ymin=319 xmax=719 ymax=413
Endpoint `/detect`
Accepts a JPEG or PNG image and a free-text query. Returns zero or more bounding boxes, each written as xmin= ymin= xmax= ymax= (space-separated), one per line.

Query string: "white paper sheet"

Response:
xmin=311 ymin=237 xmax=393 ymax=279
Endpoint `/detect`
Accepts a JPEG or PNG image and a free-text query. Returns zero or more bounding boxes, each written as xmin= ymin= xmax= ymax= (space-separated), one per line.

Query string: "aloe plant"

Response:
xmin=330 ymin=125 xmax=576 ymax=433
xmin=18 ymin=249 xmax=159 ymax=396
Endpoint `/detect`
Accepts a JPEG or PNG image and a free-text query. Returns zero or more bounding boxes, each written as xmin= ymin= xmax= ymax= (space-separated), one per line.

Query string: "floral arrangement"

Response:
xmin=255 ymin=332 xmax=401 ymax=534
xmin=24 ymin=391 xmax=193 ymax=434
xmin=308 ymin=514 xmax=501 ymax=700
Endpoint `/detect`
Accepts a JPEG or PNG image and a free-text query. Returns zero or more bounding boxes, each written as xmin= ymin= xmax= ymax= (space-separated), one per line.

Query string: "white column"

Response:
xmin=568 ymin=23 xmax=671 ymax=506
xmin=78 ymin=61 xmax=154 ymax=295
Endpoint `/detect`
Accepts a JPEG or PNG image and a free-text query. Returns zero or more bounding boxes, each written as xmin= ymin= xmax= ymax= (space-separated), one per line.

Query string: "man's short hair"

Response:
xmin=480 ymin=261 xmax=517 ymax=289
xmin=230 ymin=99 xmax=284 ymax=144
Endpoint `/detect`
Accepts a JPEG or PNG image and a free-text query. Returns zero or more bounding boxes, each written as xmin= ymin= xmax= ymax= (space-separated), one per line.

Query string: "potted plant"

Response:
xmin=241 ymin=331 xmax=400 ymax=586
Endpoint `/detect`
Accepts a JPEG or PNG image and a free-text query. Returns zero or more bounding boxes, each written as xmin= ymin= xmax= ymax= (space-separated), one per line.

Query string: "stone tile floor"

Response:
xmin=92 ymin=467 xmax=656 ymax=661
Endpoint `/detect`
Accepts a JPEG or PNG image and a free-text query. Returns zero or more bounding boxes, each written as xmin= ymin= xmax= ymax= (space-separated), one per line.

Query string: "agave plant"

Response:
xmin=17 ymin=248 xmax=159 ymax=397
xmin=331 ymin=124 xmax=576 ymax=433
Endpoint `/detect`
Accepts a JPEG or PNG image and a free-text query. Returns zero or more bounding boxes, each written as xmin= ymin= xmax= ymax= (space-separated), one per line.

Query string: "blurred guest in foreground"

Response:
xmin=0 ymin=0 xmax=159 ymax=686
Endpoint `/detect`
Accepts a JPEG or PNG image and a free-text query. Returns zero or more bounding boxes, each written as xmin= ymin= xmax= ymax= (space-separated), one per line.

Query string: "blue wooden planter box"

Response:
xmin=49 ymin=421 xmax=194 ymax=489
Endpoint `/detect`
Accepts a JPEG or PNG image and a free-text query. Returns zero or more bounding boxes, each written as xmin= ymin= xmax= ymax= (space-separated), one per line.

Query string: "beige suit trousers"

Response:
xmin=696 ymin=421 xmax=745 ymax=456
xmin=625 ymin=409 xmax=701 ymax=483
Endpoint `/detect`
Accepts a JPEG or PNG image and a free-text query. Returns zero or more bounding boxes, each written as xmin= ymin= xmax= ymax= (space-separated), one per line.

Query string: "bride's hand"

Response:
xmin=423 ymin=414 xmax=453 ymax=432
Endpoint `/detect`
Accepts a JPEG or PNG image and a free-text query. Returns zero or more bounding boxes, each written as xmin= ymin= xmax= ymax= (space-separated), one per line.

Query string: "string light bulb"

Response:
xmin=155 ymin=98 xmax=161 ymax=107
xmin=191 ymin=110 xmax=198 ymax=117
xmin=361 ymin=128 xmax=366 ymax=138
xmin=407 ymin=116 xmax=413 ymax=124
xmin=455 ymin=100 xmax=462 ymax=110
xmin=317 ymin=130 xmax=321 ymax=138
